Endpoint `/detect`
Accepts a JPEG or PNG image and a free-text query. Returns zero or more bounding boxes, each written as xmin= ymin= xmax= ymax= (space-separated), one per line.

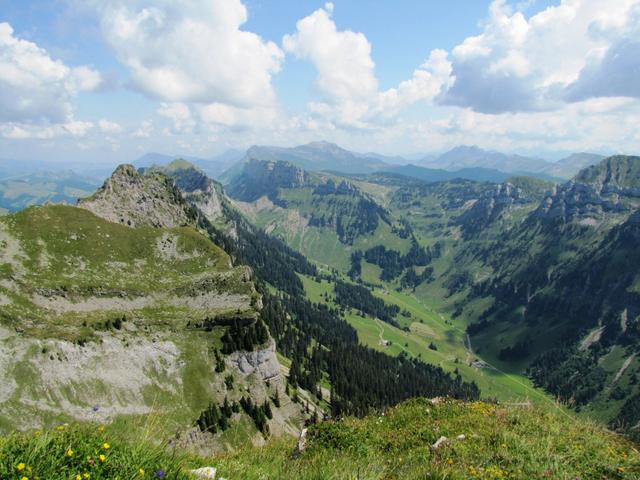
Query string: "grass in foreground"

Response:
xmin=0 ymin=423 xmax=190 ymax=480
xmin=2 ymin=399 xmax=639 ymax=479
xmin=213 ymin=398 xmax=639 ymax=480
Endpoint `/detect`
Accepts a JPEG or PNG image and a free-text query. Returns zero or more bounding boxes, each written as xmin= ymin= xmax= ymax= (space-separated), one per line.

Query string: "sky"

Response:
xmin=0 ymin=0 xmax=639 ymax=165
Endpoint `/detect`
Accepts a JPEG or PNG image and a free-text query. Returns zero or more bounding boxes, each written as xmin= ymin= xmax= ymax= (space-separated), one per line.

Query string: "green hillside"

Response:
xmin=0 ymin=172 xmax=307 ymax=449
xmin=229 ymin=155 xmax=640 ymax=436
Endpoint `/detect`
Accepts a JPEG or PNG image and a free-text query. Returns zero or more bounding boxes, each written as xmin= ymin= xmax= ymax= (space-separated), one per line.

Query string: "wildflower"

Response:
xmin=99 ymin=454 xmax=106 ymax=463
xmin=83 ymin=473 xmax=90 ymax=479
xmin=618 ymin=467 xmax=625 ymax=473
xmin=17 ymin=463 xmax=25 ymax=471
xmin=102 ymin=442 xmax=110 ymax=450
xmin=92 ymin=405 xmax=99 ymax=412
xmin=139 ymin=468 xmax=145 ymax=476
xmin=98 ymin=425 xmax=105 ymax=432
xmin=155 ymin=469 xmax=166 ymax=479
xmin=447 ymin=459 xmax=454 ymax=465
xmin=21 ymin=477 xmax=28 ymax=480
xmin=76 ymin=475 xmax=82 ymax=480
xmin=34 ymin=431 xmax=42 ymax=437
xmin=56 ymin=425 xmax=65 ymax=431
xmin=66 ymin=448 xmax=74 ymax=457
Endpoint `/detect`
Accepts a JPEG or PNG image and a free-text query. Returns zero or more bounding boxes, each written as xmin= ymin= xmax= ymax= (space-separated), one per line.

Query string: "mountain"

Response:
xmin=227 ymin=158 xmax=312 ymax=203
xmin=230 ymin=152 xmax=640 ymax=435
xmin=544 ymin=152 xmax=606 ymax=179
xmin=241 ymin=141 xmax=389 ymax=175
xmin=79 ymin=164 xmax=195 ymax=228
xmin=0 ymin=170 xmax=99 ymax=213
xmin=226 ymin=159 xmax=405 ymax=266
xmin=421 ymin=145 xmax=552 ymax=174
xmin=134 ymin=150 xmax=245 ymax=180
xmin=420 ymin=146 xmax=606 ymax=180
xmin=440 ymin=156 xmax=640 ymax=433
xmin=383 ymin=164 xmax=514 ymax=183
xmin=0 ymin=165 xmax=313 ymax=448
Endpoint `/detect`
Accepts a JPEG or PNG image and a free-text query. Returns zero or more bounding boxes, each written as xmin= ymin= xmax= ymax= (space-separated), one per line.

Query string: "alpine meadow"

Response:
xmin=1 ymin=1 xmax=640 ymax=479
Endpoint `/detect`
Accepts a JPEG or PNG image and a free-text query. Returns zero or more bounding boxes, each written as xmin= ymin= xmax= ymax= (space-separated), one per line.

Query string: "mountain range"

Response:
xmin=2 ymin=151 xmax=640 ymax=478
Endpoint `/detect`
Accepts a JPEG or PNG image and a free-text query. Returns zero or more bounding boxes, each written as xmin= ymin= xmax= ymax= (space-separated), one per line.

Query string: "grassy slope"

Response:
xmin=0 ymin=204 xmax=275 ymax=441
xmin=0 ymin=205 xmax=256 ymax=336
xmin=4 ymin=399 xmax=638 ymax=480
xmin=214 ymin=398 xmax=640 ymax=479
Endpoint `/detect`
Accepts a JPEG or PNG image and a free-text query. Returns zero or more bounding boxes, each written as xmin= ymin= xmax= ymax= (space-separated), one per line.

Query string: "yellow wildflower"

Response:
xmin=76 ymin=475 xmax=82 ymax=480
xmin=99 ymin=454 xmax=106 ymax=462
xmin=21 ymin=477 xmax=28 ymax=480
xmin=83 ymin=473 xmax=90 ymax=479
xmin=56 ymin=425 xmax=65 ymax=431
xmin=66 ymin=448 xmax=74 ymax=457
xmin=447 ymin=459 xmax=454 ymax=465
xmin=102 ymin=442 xmax=110 ymax=450
xmin=139 ymin=468 xmax=145 ymax=476
xmin=34 ymin=431 xmax=42 ymax=437
xmin=17 ymin=463 xmax=25 ymax=471
xmin=618 ymin=466 xmax=625 ymax=473
xmin=98 ymin=425 xmax=105 ymax=432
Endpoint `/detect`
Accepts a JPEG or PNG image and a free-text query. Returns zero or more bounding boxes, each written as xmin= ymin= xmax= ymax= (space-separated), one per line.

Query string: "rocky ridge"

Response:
xmin=78 ymin=164 xmax=195 ymax=228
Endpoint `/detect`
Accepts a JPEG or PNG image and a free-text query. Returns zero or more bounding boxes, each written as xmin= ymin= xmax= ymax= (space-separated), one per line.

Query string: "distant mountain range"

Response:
xmin=222 ymin=142 xmax=607 ymax=183
xmin=417 ymin=145 xmax=607 ymax=178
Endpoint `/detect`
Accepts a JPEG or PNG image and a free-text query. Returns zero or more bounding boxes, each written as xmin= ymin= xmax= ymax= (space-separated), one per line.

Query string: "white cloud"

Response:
xmin=284 ymin=4 xmax=453 ymax=129
xmin=132 ymin=120 xmax=154 ymax=138
xmin=98 ymin=0 xmax=283 ymax=109
xmin=98 ymin=119 xmax=123 ymax=134
xmin=157 ymin=102 xmax=195 ymax=133
xmin=283 ymin=3 xmax=377 ymax=101
xmin=0 ymin=22 xmax=102 ymax=124
xmin=439 ymin=0 xmax=640 ymax=113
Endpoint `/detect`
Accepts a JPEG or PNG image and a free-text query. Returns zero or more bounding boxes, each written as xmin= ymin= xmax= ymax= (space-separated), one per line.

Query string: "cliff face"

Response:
xmin=534 ymin=156 xmax=640 ymax=223
xmin=78 ymin=164 xmax=194 ymax=228
xmin=156 ymin=160 xmax=226 ymax=222
xmin=227 ymin=159 xmax=311 ymax=202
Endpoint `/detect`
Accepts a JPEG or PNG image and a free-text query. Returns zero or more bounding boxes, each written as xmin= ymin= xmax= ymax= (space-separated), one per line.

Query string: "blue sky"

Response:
xmin=0 ymin=0 xmax=639 ymax=165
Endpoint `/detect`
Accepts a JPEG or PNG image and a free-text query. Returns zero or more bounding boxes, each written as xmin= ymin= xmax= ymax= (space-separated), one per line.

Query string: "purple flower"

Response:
xmin=92 ymin=405 xmax=100 ymax=412
xmin=155 ymin=469 xmax=166 ymax=479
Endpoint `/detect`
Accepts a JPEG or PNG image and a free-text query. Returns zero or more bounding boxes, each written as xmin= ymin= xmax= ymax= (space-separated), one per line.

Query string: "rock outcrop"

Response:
xmin=226 ymin=338 xmax=281 ymax=382
xmin=534 ymin=156 xmax=640 ymax=222
xmin=78 ymin=164 xmax=194 ymax=228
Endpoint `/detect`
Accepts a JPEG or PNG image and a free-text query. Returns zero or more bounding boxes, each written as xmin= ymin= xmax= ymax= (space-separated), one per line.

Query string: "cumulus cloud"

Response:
xmin=284 ymin=4 xmax=453 ymax=128
xmin=98 ymin=0 xmax=284 ymax=109
xmin=283 ymin=2 xmax=378 ymax=101
xmin=438 ymin=0 xmax=640 ymax=113
xmin=0 ymin=22 xmax=102 ymax=124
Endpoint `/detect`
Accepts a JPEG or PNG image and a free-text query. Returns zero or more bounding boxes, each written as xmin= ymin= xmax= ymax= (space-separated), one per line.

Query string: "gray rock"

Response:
xmin=190 ymin=466 xmax=217 ymax=479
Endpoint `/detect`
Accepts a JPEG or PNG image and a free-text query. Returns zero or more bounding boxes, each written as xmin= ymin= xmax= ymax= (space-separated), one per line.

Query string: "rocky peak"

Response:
xmin=78 ymin=164 xmax=195 ymax=228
